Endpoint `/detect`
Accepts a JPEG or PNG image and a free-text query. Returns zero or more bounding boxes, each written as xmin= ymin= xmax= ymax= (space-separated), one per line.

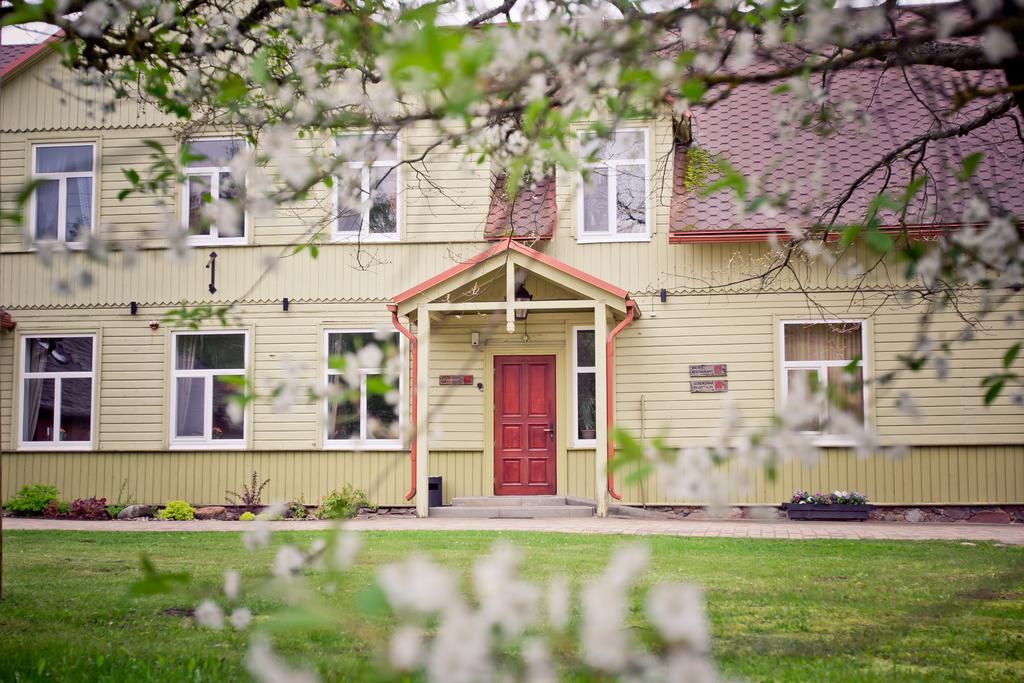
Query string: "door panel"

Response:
xmin=494 ymin=355 xmax=556 ymax=495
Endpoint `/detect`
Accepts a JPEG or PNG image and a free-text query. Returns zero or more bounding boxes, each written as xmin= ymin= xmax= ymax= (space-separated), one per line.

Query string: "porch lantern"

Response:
xmin=514 ymin=283 xmax=533 ymax=321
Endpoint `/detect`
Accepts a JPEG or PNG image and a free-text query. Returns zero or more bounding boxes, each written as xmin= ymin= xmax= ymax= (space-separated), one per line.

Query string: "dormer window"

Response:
xmin=333 ymin=132 xmax=400 ymax=241
xmin=182 ymin=138 xmax=247 ymax=244
xmin=577 ymin=129 xmax=650 ymax=243
xmin=30 ymin=143 xmax=95 ymax=244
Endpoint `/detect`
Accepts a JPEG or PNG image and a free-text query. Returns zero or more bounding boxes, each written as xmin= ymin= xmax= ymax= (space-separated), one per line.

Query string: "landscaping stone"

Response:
xmin=904 ymin=508 xmax=924 ymax=523
xmin=968 ymin=509 xmax=1012 ymax=524
xmin=117 ymin=504 xmax=154 ymax=519
xmin=941 ymin=507 xmax=972 ymax=521
xmin=195 ymin=506 xmax=229 ymax=521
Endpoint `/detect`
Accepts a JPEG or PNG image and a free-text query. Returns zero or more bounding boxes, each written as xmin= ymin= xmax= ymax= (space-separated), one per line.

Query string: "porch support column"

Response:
xmin=594 ymin=301 xmax=609 ymax=517
xmin=505 ymin=262 xmax=516 ymax=333
xmin=415 ymin=305 xmax=430 ymax=518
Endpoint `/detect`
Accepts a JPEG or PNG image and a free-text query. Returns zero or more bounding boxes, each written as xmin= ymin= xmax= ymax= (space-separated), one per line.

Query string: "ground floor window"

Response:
xmin=324 ymin=330 xmax=403 ymax=448
xmin=779 ymin=320 xmax=866 ymax=433
xmin=20 ymin=334 xmax=95 ymax=447
xmin=171 ymin=331 xmax=247 ymax=446
xmin=573 ymin=327 xmax=597 ymax=446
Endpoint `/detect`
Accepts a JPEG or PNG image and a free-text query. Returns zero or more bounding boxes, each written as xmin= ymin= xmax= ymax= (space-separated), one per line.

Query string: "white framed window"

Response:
xmin=20 ymin=334 xmax=96 ymax=449
xmin=573 ymin=326 xmax=597 ymax=447
xmin=30 ymin=143 xmax=95 ymax=244
xmin=181 ymin=137 xmax=247 ymax=244
xmin=333 ymin=132 xmax=400 ymax=241
xmin=577 ymin=128 xmax=650 ymax=243
xmin=324 ymin=329 xmax=404 ymax=449
xmin=170 ymin=331 xmax=248 ymax=447
xmin=779 ymin=320 xmax=868 ymax=436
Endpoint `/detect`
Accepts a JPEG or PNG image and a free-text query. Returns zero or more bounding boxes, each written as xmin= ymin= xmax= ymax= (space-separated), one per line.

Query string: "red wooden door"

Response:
xmin=494 ymin=355 xmax=556 ymax=495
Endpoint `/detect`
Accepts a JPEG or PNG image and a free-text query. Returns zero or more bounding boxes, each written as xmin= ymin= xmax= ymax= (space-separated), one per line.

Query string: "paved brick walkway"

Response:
xmin=5 ymin=516 xmax=1024 ymax=544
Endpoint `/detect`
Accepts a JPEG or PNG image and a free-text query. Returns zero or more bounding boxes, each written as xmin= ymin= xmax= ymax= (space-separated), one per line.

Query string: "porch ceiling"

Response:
xmin=391 ymin=238 xmax=638 ymax=319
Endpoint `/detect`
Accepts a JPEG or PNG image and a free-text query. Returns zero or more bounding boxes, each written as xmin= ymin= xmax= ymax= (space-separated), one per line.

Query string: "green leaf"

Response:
xmin=983 ymin=378 xmax=1006 ymax=405
xmin=217 ymin=74 xmax=249 ymax=105
xmin=130 ymin=555 xmax=190 ymax=596
xmin=1003 ymin=342 xmax=1021 ymax=369
xmin=864 ymin=230 xmax=893 ymax=253
xmin=357 ymin=584 xmax=391 ymax=619
xmin=122 ymin=168 xmax=140 ymax=184
xmin=956 ymin=152 xmax=983 ymax=181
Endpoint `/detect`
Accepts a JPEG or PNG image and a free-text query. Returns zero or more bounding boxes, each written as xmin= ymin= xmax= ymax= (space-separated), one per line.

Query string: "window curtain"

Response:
xmin=784 ymin=324 xmax=861 ymax=361
xmin=23 ymin=342 xmax=48 ymax=439
xmin=176 ymin=338 xmax=203 ymax=436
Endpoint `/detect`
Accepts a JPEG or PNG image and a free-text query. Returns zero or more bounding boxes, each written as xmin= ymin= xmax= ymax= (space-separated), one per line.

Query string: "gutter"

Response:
xmin=388 ymin=304 xmax=418 ymax=501
xmin=606 ymin=298 xmax=637 ymax=501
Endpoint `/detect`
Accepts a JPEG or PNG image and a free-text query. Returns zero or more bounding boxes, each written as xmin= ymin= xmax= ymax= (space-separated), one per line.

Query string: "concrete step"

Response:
xmin=430 ymin=505 xmax=595 ymax=519
xmin=450 ymin=495 xmax=595 ymax=508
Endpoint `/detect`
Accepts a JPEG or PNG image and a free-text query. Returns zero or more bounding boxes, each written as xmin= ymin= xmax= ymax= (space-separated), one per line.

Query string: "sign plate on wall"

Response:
xmin=690 ymin=379 xmax=728 ymax=393
xmin=689 ymin=364 xmax=727 ymax=377
xmin=440 ymin=375 xmax=474 ymax=386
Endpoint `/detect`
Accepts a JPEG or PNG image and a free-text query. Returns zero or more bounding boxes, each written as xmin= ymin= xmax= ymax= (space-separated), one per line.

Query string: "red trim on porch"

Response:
xmin=668 ymin=224 xmax=960 ymax=244
xmin=388 ymin=305 xmax=418 ymax=501
xmin=392 ymin=237 xmax=631 ymax=305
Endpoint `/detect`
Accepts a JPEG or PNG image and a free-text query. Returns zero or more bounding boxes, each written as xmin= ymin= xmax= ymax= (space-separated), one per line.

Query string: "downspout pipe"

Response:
xmin=606 ymin=299 xmax=637 ymax=501
xmin=388 ymin=304 xmax=418 ymax=501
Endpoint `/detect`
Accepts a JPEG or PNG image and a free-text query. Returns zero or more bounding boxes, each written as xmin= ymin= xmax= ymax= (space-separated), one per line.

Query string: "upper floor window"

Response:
xmin=20 ymin=334 xmax=95 ymax=448
xmin=573 ymin=327 xmax=597 ymax=446
xmin=171 ymin=332 xmax=247 ymax=446
xmin=578 ymin=129 xmax=649 ymax=242
xmin=31 ymin=143 xmax=95 ymax=244
xmin=780 ymin=321 xmax=866 ymax=434
xmin=334 ymin=133 xmax=400 ymax=241
xmin=324 ymin=330 xmax=403 ymax=448
xmin=182 ymin=138 xmax=247 ymax=244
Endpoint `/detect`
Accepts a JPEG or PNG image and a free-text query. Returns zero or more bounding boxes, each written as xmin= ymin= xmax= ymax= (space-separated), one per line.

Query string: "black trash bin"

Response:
xmin=428 ymin=476 xmax=443 ymax=508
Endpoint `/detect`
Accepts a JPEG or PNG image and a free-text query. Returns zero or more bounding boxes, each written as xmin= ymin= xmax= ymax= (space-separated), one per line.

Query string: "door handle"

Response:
xmin=543 ymin=424 xmax=555 ymax=440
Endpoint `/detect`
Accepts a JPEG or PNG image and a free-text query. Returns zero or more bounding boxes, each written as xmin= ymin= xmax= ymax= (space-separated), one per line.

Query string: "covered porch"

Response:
xmin=388 ymin=239 xmax=639 ymax=517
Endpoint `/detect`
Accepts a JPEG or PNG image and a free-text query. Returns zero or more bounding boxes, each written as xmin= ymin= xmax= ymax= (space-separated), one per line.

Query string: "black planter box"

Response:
xmin=783 ymin=503 xmax=872 ymax=521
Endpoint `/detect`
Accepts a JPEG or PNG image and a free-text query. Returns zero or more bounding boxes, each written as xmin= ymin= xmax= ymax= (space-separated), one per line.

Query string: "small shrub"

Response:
xmin=288 ymin=500 xmax=308 ymax=519
xmin=158 ymin=500 xmax=196 ymax=521
xmin=239 ymin=511 xmax=256 ymax=521
xmin=43 ymin=500 xmax=70 ymax=518
xmin=4 ymin=484 xmax=59 ymax=516
xmin=226 ymin=471 xmax=270 ymax=511
xmin=318 ymin=485 xmax=370 ymax=520
xmin=791 ymin=489 xmax=869 ymax=505
xmin=70 ymin=497 xmax=110 ymax=520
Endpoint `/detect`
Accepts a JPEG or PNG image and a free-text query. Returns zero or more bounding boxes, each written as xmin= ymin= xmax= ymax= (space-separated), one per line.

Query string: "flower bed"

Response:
xmin=784 ymin=490 xmax=872 ymax=521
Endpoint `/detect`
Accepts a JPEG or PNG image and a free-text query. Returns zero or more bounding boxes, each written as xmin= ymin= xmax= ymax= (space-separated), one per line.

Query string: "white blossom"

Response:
xmin=230 ymin=607 xmax=253 ymax=630
xmin=224 ymin=569 xmax=241 ymax=601
xmin=194 ymin=599 xmax=224 ymax=630
xmin=332 ymin=529 xmax=362 ymax=570
xmin=982 ymin=27 xmax=1018 ymax=64
xmin=244 ymin=636 xmax=320 ymax=683
xmin=377 ymin=554 xmax=458 ymax=615
xmin=273 ymin=545 xmax=305 ymax=580
xmin=388 ymin=625 xmax=424 ymax=671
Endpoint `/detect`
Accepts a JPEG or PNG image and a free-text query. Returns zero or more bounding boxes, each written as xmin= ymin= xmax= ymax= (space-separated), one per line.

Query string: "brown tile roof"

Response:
xmin=0 ymin=43 xmax=38 ymax=75
xmin=484 ymin=173 xmax=557 ymax=240
xmin=670 ymin=64 xmax=1024 ymax=238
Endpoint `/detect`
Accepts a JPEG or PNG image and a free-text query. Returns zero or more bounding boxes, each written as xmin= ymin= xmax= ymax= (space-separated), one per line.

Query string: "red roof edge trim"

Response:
xmin=391 ymin=237 xmax=631 ymax=306
xmin=0 ymin=32 xmax=63 ymax=81
xmin=668 ymin=224 xmax=963 ymax=244
xmin=484 ymin=233 xmax=553 ymax=242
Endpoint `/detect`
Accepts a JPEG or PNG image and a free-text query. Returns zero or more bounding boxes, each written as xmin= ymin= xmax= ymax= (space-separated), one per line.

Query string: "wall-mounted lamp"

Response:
xmin=130 ymin=301 xmax=138 ymax=316
xmin=514 ymin=283 xmax=533 ymax=321
xmin=149 ymin=320 xmax=160 ymax=331
xmin=282 ymin=297 xmax=289 ymax=311
xmin=470 ymin=331 xmax=480 ymax=348
xmin=660 ymin=288 xmax=667 ymax=303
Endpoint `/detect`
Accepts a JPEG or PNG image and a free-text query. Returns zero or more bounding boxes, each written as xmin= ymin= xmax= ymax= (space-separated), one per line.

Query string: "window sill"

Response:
xmin=186 ymin=236 xmax=249 ymax=247
xmin=17 ymin=442 xmax=94 ymax=452
xmin=576 ymin=234 xmax=651 ymax=244
xmin=330 ymin=234 xmax=400 ymax=244
xmin=807 ymin=435 xmax=861 ymax=448
xmin=169 ymin=441 xmax=249 ymax=450
xmin=324 ymin=441 xmax=405 ymax=451
xmin=571 ymin=440 xmax=597 ymax=449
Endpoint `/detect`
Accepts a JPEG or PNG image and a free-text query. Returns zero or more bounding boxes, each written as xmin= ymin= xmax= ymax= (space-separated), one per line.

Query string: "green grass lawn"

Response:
xmin=1 ymin=530 xmax=1023 ymax=682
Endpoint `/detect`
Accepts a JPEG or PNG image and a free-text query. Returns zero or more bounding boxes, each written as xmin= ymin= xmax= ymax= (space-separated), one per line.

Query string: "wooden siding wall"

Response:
xmin=4 ymin=446 xmax=1023 ymax=506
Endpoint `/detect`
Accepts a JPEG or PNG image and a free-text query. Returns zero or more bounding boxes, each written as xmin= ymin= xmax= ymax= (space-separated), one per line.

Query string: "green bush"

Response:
xmin=157 ymin=500 xmax=196 ymax=521
xmin=317 ymin=485 xmax=370 ymax=520
xmin=239 ymin=511 xmax=256 ymax=521
xmin=4 ymin=484 xmax=59 ymax=516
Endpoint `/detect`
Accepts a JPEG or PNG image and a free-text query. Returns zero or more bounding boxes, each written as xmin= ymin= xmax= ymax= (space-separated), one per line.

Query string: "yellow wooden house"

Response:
xmin=1 ymin=40 xmax=1022 ymax=517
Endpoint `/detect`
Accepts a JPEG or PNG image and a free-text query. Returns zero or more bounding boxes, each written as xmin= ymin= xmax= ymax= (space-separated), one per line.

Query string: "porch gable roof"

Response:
xmin=391 ymin=238 xmax=636 ymax=317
